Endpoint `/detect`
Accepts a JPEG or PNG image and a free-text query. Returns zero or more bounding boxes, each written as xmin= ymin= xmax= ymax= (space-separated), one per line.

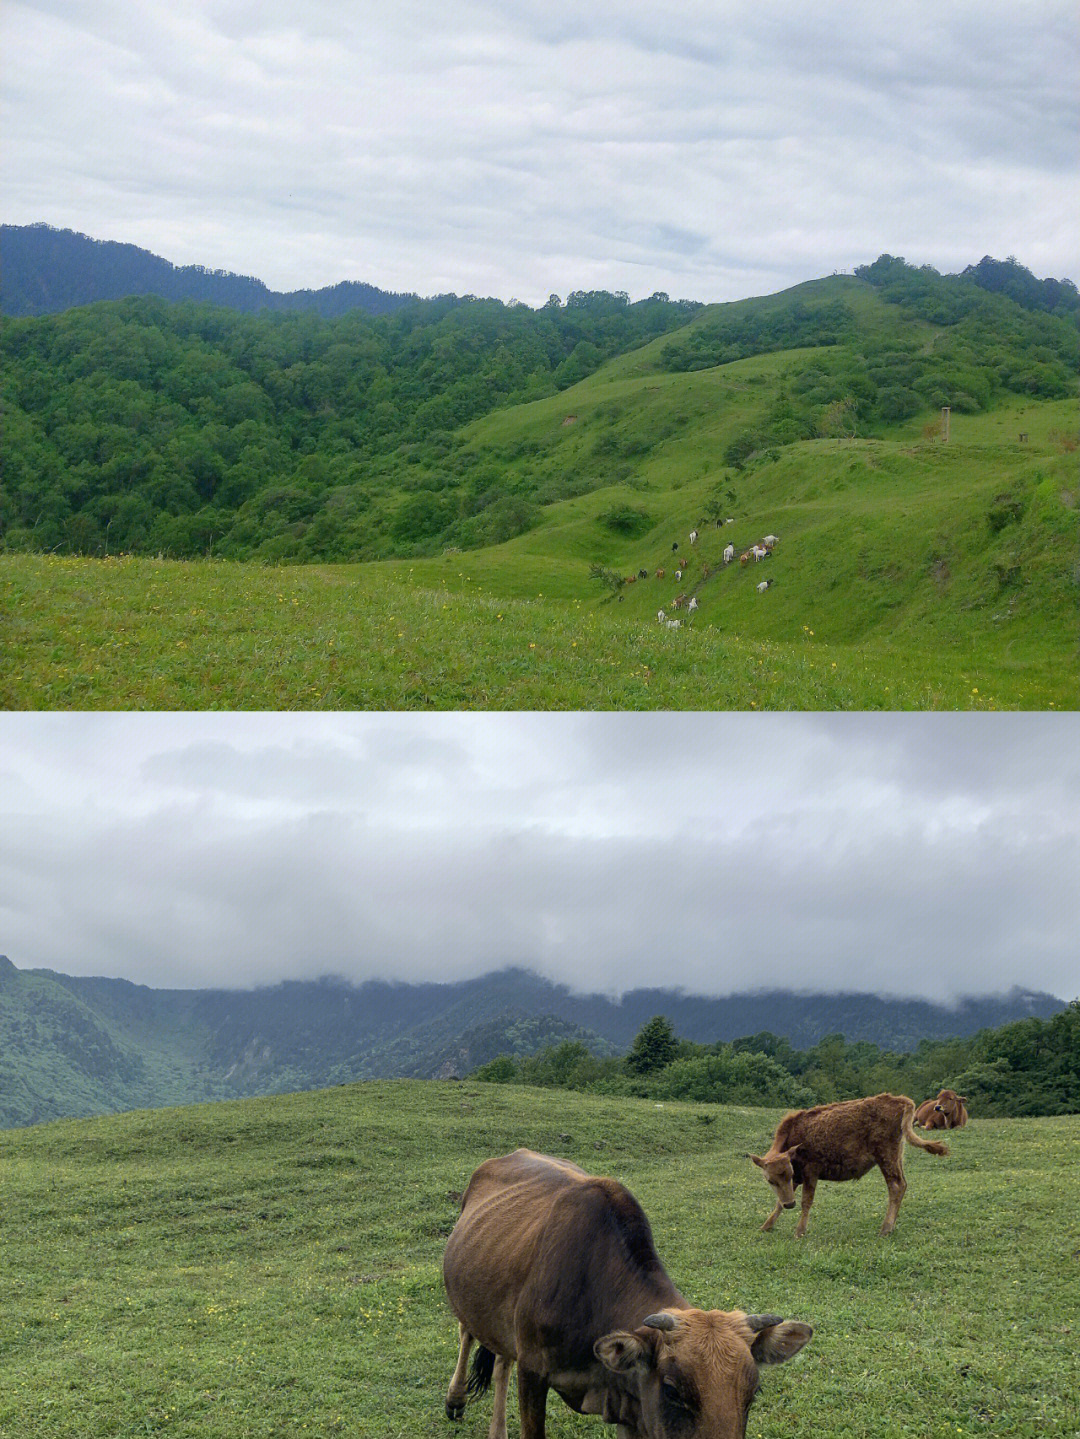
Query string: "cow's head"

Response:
xmin=594 ymin=1308 xmax=811 ymax=1438
xmin=934 ymin=1090 xmax=968 ymax=1127
xmin=749 ymin=1147 xmax=800 ymax=1207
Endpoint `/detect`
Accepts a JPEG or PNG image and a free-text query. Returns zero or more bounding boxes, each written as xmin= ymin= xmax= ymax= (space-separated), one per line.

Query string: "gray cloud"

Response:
xmin=3 ymin=1 xmax=1076 ymax=301
xmin=1 ymin=714 xmax=1076 ymax=1001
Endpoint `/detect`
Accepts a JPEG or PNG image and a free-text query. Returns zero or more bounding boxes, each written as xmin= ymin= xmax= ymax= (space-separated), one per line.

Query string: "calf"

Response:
xmin=914 ymin=1090 xmax=968 ymax=1130
xmin=444 ymin=1149 xmax=811 ymax=1439
xmin=723 ymin=545 xmax=735 ymax=565
xmin=748 ymin=1093 xmax=948 ymax=1237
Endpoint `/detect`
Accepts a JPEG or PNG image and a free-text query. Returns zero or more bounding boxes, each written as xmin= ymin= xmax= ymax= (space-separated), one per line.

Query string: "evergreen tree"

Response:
xmin=626 ymin=1015 xmax=677 ymax=1075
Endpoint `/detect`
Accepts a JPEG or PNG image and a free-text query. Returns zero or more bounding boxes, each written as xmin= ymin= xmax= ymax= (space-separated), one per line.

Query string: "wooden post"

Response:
xmin=941 ymin=406 xmax=950 ymax=443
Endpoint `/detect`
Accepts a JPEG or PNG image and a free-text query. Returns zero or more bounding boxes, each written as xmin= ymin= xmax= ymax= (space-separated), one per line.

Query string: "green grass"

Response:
xmin=2 ymin=326 xmax=1076 ymax=709
xmin=3 ymin=1082 xmax=1078 ymax=1438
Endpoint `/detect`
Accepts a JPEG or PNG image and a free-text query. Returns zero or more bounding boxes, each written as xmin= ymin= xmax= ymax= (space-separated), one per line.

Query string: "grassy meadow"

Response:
xmin=3 ymin=1081 xmax=1078 ymax=1438
xmin=3 ymin=312 xmax=1077 ymax=709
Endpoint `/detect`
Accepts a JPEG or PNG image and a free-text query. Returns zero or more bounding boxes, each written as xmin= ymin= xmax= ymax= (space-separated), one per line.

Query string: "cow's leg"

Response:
xmin=760 ymin=1197 xmax=785 ymax=1232
xmin=517 ymin=1365 xmax=550 ymax=1439
xmin=793 ymin=1177 xmax=817 ymax=1239
xmin=487 ymin=1356 xmax=511 ymax=1439
xmin=446 ymin=1322 xmax=474 ymax=1420
xmin=880 ymin=1157 xmax=907 ymax=1235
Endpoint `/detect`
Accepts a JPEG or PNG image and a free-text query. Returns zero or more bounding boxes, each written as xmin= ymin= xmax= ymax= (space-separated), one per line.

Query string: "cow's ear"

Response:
xmin=748 ymin=1319 xmax=813 ymax=1366
xmin=748 ymin=1153 xmax=765 ymax=1168
xmin=782 ymin=1145 xmax=800 ymax=1160
xmin=595 ymin=1331 xmax=653 ymax=1374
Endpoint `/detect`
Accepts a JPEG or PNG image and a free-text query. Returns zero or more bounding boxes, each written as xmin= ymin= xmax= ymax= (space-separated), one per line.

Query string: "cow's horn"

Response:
xmin=744 ymin=1313 xmax=784 ymax=1332
xmin=642 ymin=1313 xmax=678 ymax=1331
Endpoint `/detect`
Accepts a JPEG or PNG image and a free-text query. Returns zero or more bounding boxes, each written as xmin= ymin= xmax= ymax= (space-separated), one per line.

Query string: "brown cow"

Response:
xmin=914 ymin=1089 xmax=968 ymax=1130
xmin=748 ymin=1093 xmax=948 ymax=1238
xmin=443 ymin=1149 xmax=811 ymax=1438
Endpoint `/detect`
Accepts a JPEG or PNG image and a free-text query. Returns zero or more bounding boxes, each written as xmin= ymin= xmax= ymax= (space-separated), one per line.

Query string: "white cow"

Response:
xmin=657 ymin=609 xmax=666 ymax=623
xmin=756 ymin=578 xmax=773 ymax=592
xmin=689 ymin=529 xmax=699 ymax=545
xmin=665 ymin=618 xmax=682 ymax=629
xmin=762 ymin=534 xmax=779 ymax=547
xmin=723 ymin=544 xmax=734 ymax=565
xmin=752 ymin=545 xmax=768 ymax=562
xmin=687 ymin=596 xmax=699 ymax=612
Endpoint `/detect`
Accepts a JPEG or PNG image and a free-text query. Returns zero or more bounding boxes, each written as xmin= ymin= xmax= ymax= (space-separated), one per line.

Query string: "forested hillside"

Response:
xmin=1 ymin=285 xmax=696 ymax=560
xmin=0 ymin=954 xmax=1066 ymax=1127
xmin=0 ymin=224 xmax=418 ymax=319
xmin=2 ymin=256 xmax=1075 ymax=565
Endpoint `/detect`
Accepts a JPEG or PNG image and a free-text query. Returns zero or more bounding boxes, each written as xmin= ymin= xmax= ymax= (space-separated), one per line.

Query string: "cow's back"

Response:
xmin=443 ymin=1150 xmax=592 ymax=1354
xmin=779 ymin=1094 xmax=911 ymax=1182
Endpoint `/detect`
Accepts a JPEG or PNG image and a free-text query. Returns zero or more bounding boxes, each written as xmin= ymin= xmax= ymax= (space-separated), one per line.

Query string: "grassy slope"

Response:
xmin=3 ymin=1081 xmax=1077 ymax=1438
xmin=2 ymin=279 xmax=1076 ymax=710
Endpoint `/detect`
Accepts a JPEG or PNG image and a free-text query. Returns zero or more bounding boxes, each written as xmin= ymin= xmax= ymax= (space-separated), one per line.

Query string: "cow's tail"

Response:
xmin=902 ymin=1099 xmax=949 ymax=1156
xmin=466 ymin=1346 xmax=496 ymax=1399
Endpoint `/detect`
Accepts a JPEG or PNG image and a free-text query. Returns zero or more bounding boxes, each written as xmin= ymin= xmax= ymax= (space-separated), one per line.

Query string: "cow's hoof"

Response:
xmin=446 ymin=1400 xmax=466 ymax=1421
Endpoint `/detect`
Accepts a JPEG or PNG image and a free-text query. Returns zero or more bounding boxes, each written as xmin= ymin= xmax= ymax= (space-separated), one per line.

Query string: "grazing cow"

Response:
xmin=739 ymin=552 xmax=751 ymax=567
xmin=914 ymin=1090 xmax=968 ymax=1130
xmin=675 ymin=571 xmax=683 ymax=582
xmin=656 ymin=609 xmax=666 ymax=623
xmin=665 ymin=618 xmax=682 ymax=629
xmin=656 ymin=569 xmax=665 ymax=580
xmin=672 ymin=593 xmax=688 ymax=609
xmin=672 ymin=542 xmax=679 ymax=552
xmin=723 ymin=545 xmax=734 ymax=566
xmin=762 ymin=535 xmax=779 ymax=548
xmin=639 ymin=569 xmax=649 ymax=580
xmin=751 ymin=545 xmax=768 ymax=562
xmin=755 ymin=578 xmax=772 ymax=592
xmin=725 ymin=518 xmax=735 ymax=525
xmin=689 ymin=529 xmax=699 ymax=545
xmin=443 ymin=1150 xmax=812 ymax=1439
xmin=687 ymin=597 xmax=699 ymax=612
xmin=749 ymin=1093 xmax=948 ymax=1238
xmin=625 ymin=576 xmax=636 ymax=585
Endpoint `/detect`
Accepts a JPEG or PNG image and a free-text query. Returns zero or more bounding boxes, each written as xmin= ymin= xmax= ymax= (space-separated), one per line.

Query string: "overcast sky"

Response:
xmin=3 ymin=1 xmax=1077 ymax=303
xmin=1 ymin=713 xmax=1076 ymax=1003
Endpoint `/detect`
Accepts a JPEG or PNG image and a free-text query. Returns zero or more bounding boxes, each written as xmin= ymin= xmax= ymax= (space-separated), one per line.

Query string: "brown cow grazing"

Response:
xmin=914 ymin=1089 xmax=968 ymax=1130
xmin=748 ymin=1093 xmax=948 ymax=1238
xmin=443 ymin=1149 xmax=811 ymax=1439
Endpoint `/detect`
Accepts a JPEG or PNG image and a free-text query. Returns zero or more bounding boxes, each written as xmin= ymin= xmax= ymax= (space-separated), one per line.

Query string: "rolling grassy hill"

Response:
xmin=3 ymin=1080 xmax=1078 ymax=1437
xmin=2 ymin=274 xmax=1076 ymax=709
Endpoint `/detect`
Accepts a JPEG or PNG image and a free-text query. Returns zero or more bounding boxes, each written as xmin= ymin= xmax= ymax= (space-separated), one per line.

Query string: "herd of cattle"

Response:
xmin=615 ymin=524 xmax=782 ymax=629
xmin=441 ymin=1088 xmax=968 ymax=1438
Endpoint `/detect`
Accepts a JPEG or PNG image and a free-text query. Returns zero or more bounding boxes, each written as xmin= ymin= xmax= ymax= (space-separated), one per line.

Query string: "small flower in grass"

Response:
xmin=529 ymin=643 xmax=536 ymax=649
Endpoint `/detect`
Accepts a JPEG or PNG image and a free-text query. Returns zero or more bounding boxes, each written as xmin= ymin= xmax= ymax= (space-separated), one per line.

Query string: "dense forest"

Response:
xmin=1 ymin=254 xmax=1076 ymax=564
xmin=0 ymin=287 xmax=696 ymax=561
xmin=474 ymin=1001 xmax=1080 ymax=1119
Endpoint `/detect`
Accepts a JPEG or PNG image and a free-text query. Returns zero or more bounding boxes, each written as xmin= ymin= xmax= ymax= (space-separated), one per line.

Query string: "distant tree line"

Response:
xmin=472 ymin=1001 xmax=1080 ymax=1119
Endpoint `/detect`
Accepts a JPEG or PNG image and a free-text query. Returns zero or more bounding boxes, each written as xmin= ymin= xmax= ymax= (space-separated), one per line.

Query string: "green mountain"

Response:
xmin=0 ymin=954 xmax=1064 ymax=1128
